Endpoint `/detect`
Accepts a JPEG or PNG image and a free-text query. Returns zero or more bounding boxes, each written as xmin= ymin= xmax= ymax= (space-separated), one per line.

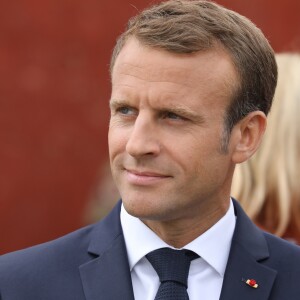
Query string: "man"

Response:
xmin=1 ymin=1 xmax=300 ymax=299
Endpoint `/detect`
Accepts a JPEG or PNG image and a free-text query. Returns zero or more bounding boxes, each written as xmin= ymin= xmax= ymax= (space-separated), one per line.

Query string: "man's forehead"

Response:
xmin=112 ymin=38 xmax=238 ymax=102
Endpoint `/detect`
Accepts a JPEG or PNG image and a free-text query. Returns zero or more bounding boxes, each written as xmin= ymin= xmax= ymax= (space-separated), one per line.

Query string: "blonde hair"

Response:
xmin=232 ymin=53 xmax=300 ymax=237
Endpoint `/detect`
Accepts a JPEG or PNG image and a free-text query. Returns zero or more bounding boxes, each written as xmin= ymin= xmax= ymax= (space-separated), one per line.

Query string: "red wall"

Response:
xmin=1 ymin=0 xmax=299 ymax=254
xmin=219 ymin=0 xmax=300 ymax=51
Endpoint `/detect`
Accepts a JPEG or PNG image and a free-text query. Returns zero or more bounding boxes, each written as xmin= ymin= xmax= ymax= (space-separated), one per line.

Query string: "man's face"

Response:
xmin=109 ymin=38 xmax=238 ymax=224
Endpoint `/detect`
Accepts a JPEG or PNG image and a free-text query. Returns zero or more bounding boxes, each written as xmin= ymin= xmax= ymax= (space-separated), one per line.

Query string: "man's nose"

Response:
xmin=126 ymin=115 xmax=161 ymax=157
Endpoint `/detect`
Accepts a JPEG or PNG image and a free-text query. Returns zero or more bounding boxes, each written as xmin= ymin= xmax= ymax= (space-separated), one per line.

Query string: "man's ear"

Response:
xmin=231 ymin=111 xmax=267 ymax=164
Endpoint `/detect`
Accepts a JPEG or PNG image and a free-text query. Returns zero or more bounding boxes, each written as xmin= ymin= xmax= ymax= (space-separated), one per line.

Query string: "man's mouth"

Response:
xmin=125 ymin=169 xmax=171 ymax=185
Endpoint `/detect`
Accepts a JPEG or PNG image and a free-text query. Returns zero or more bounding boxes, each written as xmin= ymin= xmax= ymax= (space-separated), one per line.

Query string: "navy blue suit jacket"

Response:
xmin=1 ymin=199 xmax=300 ymax=299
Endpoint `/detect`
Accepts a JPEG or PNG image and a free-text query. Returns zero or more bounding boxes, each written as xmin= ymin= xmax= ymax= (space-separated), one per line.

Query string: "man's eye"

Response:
xmin=164 ymin=112 xmax=183 ymax=120
xmin=116 ymin=106 xmax=135 ymax=115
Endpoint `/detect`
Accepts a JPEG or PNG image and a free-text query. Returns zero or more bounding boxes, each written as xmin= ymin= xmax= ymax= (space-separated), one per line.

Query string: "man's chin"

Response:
xmin=122 ymin=200 xmax=150 ymax=218
xmin=122 ymin=199 xmax=174 ymax=223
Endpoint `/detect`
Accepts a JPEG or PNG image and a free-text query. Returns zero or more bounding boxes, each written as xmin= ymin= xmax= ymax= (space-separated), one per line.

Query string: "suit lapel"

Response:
xmin=79 ymin=201 xmax=135 ymax=300
xmin=220 ymin=200 xmax=277 ymax=300
xmin=78 ymin=199 xmax=278 ymax=300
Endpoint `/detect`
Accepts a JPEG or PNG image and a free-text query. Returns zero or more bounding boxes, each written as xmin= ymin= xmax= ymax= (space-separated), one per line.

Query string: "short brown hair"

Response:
xmin=110 ymin=0 xmax=277 ymax=148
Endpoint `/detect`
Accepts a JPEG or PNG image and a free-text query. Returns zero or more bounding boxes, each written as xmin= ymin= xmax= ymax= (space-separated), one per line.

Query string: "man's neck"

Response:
xmin=141 ymin=201 xmax=230 ymax=248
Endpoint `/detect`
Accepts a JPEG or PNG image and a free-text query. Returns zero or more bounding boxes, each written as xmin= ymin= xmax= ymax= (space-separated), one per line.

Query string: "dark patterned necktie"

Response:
xmin=146 ymin=248 xmax=199 ymax=300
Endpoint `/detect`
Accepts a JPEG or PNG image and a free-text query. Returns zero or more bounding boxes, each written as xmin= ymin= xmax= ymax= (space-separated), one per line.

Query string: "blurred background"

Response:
xmin=1 ymin=0 xmax=300 ymax=254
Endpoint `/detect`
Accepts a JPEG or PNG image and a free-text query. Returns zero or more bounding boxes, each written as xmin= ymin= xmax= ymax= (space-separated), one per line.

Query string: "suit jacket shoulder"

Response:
xmin=0 ymin=201 xmax=134 ymax=300
xmin=0 ymin=222 xmax=94 ymax=299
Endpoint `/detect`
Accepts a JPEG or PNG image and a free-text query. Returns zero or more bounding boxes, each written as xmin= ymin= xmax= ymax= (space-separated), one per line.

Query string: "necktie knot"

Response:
xmin=146 ymin=248 xmax=199 ymax=288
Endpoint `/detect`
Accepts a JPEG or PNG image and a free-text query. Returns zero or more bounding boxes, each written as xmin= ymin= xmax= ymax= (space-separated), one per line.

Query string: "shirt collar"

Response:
xmin=121 ymin=199 xmax=236 ymax=277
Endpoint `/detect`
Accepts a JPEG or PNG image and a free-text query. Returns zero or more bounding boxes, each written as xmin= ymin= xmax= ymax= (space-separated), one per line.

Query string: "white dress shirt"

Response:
xmin=121 ymin=200 xmax=236 ymax=300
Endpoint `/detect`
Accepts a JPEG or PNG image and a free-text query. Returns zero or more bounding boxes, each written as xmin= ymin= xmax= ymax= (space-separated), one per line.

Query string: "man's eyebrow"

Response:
xmin=159 ymin=105 xmax=205 ymax=123
xmin=109 ymin=98 xmax=130 ymax=109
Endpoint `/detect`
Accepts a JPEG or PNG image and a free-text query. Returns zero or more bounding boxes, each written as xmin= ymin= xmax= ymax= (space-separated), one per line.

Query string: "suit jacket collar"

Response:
xmin=79 ymin=201 xmax=135 ymax=300
xmin=220 ymin=199 xmax=277 ymax=300
xmin=79 ymin=199 xmax=277 ymax=300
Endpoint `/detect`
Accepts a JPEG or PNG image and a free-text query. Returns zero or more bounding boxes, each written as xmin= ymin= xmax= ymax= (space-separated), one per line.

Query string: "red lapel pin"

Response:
xmin=242 ymin=278 xmax=259 ymax=288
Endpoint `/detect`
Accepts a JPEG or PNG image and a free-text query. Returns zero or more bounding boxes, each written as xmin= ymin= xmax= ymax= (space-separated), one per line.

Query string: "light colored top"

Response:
xmin=121 ymin=199 xmax=236 ymax=300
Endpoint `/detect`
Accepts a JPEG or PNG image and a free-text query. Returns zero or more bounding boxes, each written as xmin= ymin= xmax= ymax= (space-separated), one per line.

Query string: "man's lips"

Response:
xmin=125 ymin=169 xmax=171 ymax=185
xmin=126 ymin=169 xmax=167 ymax=177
